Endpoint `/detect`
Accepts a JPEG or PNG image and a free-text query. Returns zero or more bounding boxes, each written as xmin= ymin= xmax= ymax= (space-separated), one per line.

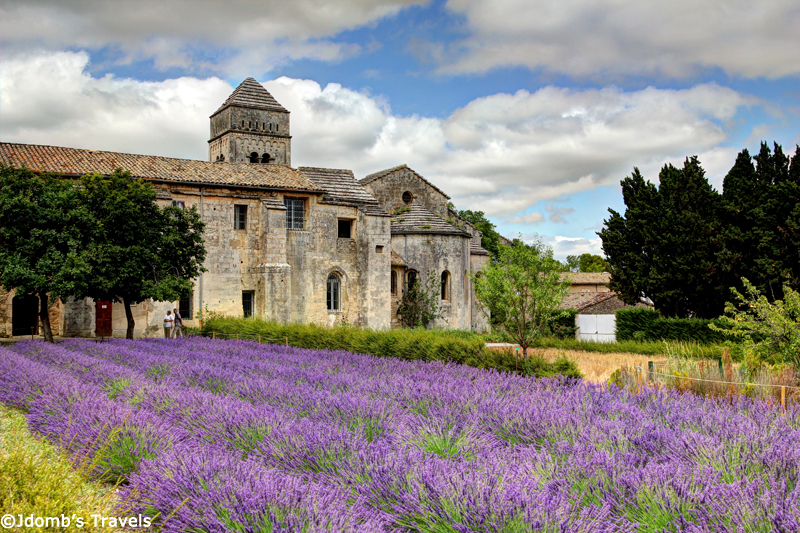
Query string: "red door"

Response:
xmin=96 ymin=300 xmax=112 ymax=337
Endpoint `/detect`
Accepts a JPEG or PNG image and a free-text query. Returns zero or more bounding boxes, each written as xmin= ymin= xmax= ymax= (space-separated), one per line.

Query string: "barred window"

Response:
xmin=327 ymin=274 xmax=341 ymax=311
xmin=285 ymin=198 xmax=305 ymax=230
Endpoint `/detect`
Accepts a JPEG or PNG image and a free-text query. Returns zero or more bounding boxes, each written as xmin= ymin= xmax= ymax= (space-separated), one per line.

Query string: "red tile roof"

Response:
xmin=0 ymin=142 xmax=320 ymax=192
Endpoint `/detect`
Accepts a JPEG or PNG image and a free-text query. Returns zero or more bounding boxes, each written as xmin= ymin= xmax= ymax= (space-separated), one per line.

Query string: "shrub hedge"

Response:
xmin=200 ymin=318 xmax=582 ymax=379
xmin=615 ymin=308 xmax=732 ymax=344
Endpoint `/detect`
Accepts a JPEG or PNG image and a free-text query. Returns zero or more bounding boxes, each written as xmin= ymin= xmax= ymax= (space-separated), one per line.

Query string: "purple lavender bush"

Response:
xmin=2 ymin=337 xmax=799 ymax=532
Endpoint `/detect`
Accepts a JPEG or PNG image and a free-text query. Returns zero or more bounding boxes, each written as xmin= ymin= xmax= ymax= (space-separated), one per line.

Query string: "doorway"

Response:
xmin=12 ymin=293 xmax=38 ymax=336
xmin=96 ymin=300 xmax=112 ymax=337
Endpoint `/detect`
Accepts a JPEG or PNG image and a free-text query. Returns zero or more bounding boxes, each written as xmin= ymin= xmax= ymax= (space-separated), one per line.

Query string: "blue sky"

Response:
xmin=1 ymin=0 xmax=798 ymax=259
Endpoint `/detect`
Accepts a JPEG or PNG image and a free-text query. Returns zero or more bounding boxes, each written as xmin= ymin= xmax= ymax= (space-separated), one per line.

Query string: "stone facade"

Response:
xmin=0 ymin=77 xmax=495 ymax=337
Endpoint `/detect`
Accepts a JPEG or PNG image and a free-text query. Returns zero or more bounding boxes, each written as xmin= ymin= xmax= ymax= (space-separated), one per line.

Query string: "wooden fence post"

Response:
xmin=236 ymin=334 xmax=239 ymax=341
xmin=781 ymin=386 xmax=786 ymax=410
xmin=212 ymin=332 xmax=215 ymax=339
xmin=258 ymin=335 xmax=261 ymax=344
xmin=285 ymin=337 xmax=288 ymax=346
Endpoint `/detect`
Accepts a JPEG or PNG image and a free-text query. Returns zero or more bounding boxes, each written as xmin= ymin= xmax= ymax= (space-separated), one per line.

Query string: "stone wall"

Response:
xmin=363 ymin=168 xmax=449 ymax=218
xmin=391 ymin=233 xmax=471 ymax=330
xmin=209 ymin=106 xmax=291 ymax=165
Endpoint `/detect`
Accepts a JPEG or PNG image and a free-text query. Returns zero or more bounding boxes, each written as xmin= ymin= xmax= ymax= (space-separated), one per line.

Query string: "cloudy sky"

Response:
xmin=1 ymin=0 xmax=798 ymax=259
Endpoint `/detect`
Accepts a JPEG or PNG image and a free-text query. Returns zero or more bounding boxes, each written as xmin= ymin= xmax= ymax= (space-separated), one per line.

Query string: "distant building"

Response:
xmin=0 ymin=78 xmax=493 ymax=337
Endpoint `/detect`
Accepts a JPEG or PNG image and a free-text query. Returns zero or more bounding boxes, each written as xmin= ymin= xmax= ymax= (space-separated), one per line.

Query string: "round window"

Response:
xmin=402 ymin=191 xmax=412 ymax=204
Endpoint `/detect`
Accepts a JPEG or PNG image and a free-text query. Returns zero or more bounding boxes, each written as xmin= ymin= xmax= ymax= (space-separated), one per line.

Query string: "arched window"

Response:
xmin=261 ymin=153 xmax=271 ymax=164
xmin=402 ymin=191 xmax=413 ymax=204
xmin=249 ymin=152 xmax=259 ymax=163
xmin=327 ymin=274 xmax=341 ymax=311
xmin=219 ymin=154 xmax=225 ymax=162
xmin=391 ymin=271 xmax=397 ymax=295
xmin=406 ymin=270 xmax=418 ymax=292
xmin=441 ymin=271 xmax=450 ymax=300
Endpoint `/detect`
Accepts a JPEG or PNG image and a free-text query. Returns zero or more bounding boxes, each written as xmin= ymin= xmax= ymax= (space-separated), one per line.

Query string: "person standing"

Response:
xmin=172 ymin=307 xmax=183 ymax=338
xmin=163 ymin=310 xmax=174 ymax=338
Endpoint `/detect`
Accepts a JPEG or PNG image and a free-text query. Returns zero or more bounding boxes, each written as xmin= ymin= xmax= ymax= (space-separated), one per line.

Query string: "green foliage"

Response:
xmin=720 ymin=143 xmax=800 ymax=300
xmin=601 ymin=143 xmax=800 ymax=318
xmin=563 ymin=254 xmax=610 ymax=273
xmin=450 ymin=205 xmax=502 ymax=260
xmin=200 ymin=318 xmax=582 ymax=379
xmin=473 ymin=235 xmax=571 ymax=362
xmin=396 ymin=271 xmax=444 ymax=328
xmin=78 ymin=169 xmax=206 ymax=338
xmin=0 ymin=165 xmax=96 ymax=341
xmin=615 ymin=308 xmax=732 ymax=344
xmin=599 ymin=157 xmax=724 ymax=318
xmin=711 ymin=278 xmax=800 ymax=367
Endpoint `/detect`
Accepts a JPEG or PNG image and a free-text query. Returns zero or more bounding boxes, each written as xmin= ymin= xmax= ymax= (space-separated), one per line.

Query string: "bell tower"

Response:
xmin=208 ymin=78 xmax=292 ymax=165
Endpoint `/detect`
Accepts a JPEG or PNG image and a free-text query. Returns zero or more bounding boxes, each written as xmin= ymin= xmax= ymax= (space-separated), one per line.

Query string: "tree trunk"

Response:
xmin=124 ymin=298 xmax=135 ymax=340
xmin=38 ymin=291 xmax=54 ymax=343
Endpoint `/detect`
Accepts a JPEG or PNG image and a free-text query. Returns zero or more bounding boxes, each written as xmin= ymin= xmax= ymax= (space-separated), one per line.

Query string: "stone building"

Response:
xmin=0 ymin=78 xmax=490 ymax=337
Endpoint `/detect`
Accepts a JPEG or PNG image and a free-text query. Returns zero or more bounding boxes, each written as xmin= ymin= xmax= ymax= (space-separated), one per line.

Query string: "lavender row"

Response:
xmin=3 ymin=338 xmax=800 ymax=531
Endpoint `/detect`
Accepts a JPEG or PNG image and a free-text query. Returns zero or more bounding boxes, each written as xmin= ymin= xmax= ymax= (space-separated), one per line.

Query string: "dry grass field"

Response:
xmin=485 ymin=343 xmax=669 ymax=383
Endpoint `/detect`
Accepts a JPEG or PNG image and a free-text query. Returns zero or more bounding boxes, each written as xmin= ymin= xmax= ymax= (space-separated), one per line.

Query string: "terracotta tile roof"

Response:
xmin=390 ymin=204 xmax=471 ymax=237
xmin=470 ymin=241 xmax=489 ymax=255
xmin=261 ymin=196 xmax=287 ymax=210
xmin=212 ymin=77 xmax=287 ymax=115
xmin=559 ymin=292 xmax=617 ymax=311
xmin=360 ymin=164 xmax=451 ymax=200
xmin=0 ymin=143 xmax=320 ymax=192
xmin=560 ymin=272 xmax=611 ymax=285
xmin=391 ymin=251 xmax=407 ymax=266
xmin=298 ymin=167 xmax=389 ymax=216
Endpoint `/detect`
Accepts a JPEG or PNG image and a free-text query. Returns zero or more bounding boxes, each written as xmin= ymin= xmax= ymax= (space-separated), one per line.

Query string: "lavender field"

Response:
xmin=2 ymin=337 xmax=799 ymax=532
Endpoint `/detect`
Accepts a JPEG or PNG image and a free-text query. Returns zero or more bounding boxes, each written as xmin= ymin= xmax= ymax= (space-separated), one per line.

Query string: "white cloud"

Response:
xmin=438 ymin=0 xmax=800 ymax=79
xmin=506 ymin=212 xmax=545 ymax=224
xmin=0 ymin=51 xmax=231 ymax=158
xmin=0 ymin=0 xmax=424 ymax=73
xmin=537 ymin=236 xmax=605 ymax=261
xmin=1 ymin=51 xmax=760 ymax=225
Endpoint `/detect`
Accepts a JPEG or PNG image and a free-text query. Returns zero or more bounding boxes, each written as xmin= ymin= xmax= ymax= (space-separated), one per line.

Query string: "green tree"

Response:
xmin=564 ymin=253 xmax=610 ymax=272
xmin=79 ymin=169 xmax=206 ymax=339
xmin=711 ymin=278 xmax=800 ymax=368
xmin=0 ymin=165 xmax=94 ymax=342
xmin=396 ymin=270 xmax=444 ymax=328
xmin=600 ymin=158 xmax=723 ymax=318
xmin=473 ymin=236 xmax=571 ymax=368
xmin=450 ymin=205 xmax=502 ymax=260
xmin=720 ymin=142 xmax=800 ymax=301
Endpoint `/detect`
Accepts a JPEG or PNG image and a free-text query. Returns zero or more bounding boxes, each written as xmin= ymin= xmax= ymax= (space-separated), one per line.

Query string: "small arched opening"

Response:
xmin=406 ymin=270 xmax=418 ymax=292
xmin=261 ymin=153 xmax=271 ymax=164
xmin=441 ymin=271 xmax=450 ymax=300
xmin=327 ymin=273 xmax=341 ymax=312
xmin=249 ymin=152 xmax=259 ymax=163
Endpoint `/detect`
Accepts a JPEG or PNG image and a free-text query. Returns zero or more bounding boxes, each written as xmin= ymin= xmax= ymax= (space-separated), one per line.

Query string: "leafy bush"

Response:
xmin=616 ymin=308 xmax=732 ymax=344
xmin=200 ymin=318 xmax=582 ymax=379
xmin=711 ymin=278 xmax=800 ymax=367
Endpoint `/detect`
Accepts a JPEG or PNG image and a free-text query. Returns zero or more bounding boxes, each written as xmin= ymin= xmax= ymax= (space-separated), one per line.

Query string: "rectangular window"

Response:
xmin=234 ymin=204 xmax=247 ymax=230
xmin=338 ymin=219 xmax=353 ymax=239
xmin=172 ymin=200 xmax=185 ymax=209
xmin=179 ymin=293 xmax=192 ymax=320
xmin=284 ymin=198 xmax=305 ymax=230
xmin=242 ymin=291 xmax=254 ymax=318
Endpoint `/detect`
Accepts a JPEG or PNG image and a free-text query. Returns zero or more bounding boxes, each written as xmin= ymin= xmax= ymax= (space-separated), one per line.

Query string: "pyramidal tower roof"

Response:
xmin=213 ymin=77 xmax=288 ymax=115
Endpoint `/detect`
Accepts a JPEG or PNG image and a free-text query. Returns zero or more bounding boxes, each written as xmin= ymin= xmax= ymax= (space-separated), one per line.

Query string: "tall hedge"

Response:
xmin=200 ymin=318 xmax=582 ymax=379
xmin=615 ymin=308 xmax=731 ymax=343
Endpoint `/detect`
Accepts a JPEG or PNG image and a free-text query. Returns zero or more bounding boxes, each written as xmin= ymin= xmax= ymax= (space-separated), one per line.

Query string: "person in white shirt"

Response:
xmin=164 ymin=310 xmax=174 ymax=338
